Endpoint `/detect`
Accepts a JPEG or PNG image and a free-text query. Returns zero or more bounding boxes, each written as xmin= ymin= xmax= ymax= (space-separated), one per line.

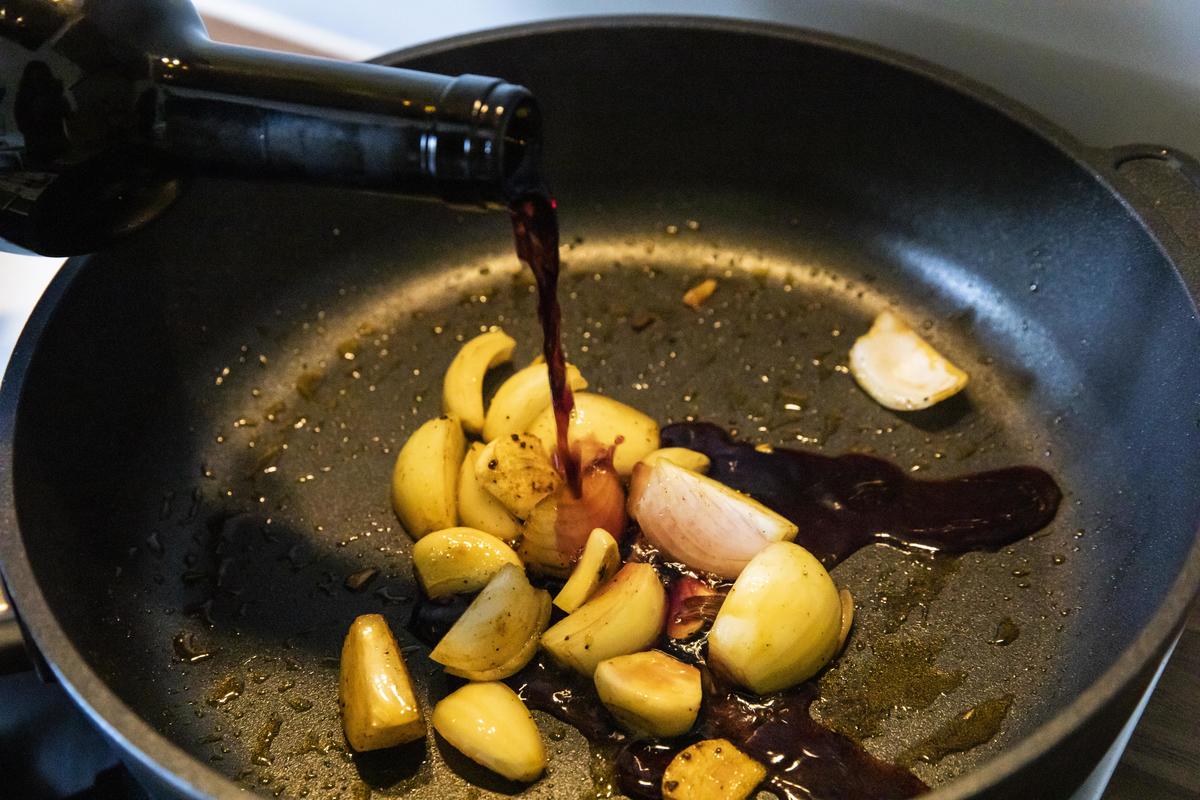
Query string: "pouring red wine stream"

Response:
xmin=510 ymin=192 xmax=582 ymax=494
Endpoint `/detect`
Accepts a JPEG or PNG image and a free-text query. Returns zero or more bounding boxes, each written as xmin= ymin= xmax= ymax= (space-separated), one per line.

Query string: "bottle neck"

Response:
xmin=148 ymin=39 xmax=541 ymax=206
xmin=0 ymin=1 xmax=542 ymax=254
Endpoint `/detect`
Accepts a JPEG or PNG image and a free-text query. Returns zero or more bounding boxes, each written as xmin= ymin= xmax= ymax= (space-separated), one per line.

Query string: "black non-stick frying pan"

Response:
xmin=2 ymin=17 xmax=1200 ymax=800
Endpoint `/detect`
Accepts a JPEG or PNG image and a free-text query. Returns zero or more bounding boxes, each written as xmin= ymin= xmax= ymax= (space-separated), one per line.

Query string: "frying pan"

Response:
xmin=2 ymin=16 xmax=1200 ymax=800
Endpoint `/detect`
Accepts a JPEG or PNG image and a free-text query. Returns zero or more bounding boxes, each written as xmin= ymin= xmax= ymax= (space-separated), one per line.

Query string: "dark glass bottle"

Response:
xmin=0 ymin=0 xmax=540 ymax=255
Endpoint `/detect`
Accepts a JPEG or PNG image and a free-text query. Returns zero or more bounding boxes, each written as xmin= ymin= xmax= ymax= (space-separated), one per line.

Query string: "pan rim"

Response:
xmin=1 ymin=14 xmax=1197 ymax=800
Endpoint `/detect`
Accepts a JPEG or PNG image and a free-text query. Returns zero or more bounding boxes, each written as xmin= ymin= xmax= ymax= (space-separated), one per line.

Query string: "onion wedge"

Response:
xmin=666 ymin=576 xmax=723 ymax=640
xmin=429 ymin=563 xmax=551 ymax=680
xmin=628 ymin=459 xmax=797 ymax=579
xmin=442 ymin=329 xmax=516 ymax=434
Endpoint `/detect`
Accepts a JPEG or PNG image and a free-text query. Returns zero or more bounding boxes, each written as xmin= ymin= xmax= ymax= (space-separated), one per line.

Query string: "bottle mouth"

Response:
xmin=500 ymin=97 xmax=542 ymax=198
xmin=433 ymin=75 xmax=543 ymax=206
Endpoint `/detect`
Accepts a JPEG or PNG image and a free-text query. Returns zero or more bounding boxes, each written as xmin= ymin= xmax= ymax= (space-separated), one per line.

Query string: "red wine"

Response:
xmin=617 ymin=685 xmax=929 ymax=800
xmin=661 ymin=422 xmax=1062 ymax=566
xmin=510 ymin=193 xmax=581 ymax=494
xmin=510 ymin=656 xmax=627 ymax=744
xmin=500 ymin=653 xmax=928 ymax=800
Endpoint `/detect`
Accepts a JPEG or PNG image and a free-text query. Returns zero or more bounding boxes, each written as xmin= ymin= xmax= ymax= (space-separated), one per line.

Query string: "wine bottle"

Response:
xmin=0 ymin=0 xmax=540 ymax=255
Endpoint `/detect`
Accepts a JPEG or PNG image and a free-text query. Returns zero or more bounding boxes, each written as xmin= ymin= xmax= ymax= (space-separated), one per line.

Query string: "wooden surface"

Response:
xmin=200 ymin=14 xmax=1198 ymax=799
xmin=1103 ymin=599 xmax=1200 ymax=799
xmin=201 ymin=16 xmax=339 ymax=59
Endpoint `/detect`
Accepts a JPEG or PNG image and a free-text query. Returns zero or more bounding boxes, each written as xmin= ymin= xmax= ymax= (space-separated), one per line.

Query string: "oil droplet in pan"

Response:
xmin=250 ymin=716 xmax=282 ymax=766
xmin=173 ymin=631 xmax=213 ymax=663
xmin=991 ymin=618 xmax=1020 ymax=646
xmin=207 ymin=675 xmax=244 ymax=706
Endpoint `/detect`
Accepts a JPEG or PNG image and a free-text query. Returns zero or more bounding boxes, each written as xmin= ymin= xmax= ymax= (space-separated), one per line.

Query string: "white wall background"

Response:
xmin=195 ymin=0 xmax=1200 ymax=156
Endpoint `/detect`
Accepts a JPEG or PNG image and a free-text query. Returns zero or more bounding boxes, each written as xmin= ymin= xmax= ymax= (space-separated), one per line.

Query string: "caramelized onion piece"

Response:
xmin=520 ymin=453 xmax=626 ymax=578
xmin=666 ymin=576 xmax=724 ymax=640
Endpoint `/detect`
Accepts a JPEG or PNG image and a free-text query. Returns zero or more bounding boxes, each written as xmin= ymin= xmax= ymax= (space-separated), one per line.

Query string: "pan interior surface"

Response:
xmin=8 ymin=21 xmax=1200 ymax=800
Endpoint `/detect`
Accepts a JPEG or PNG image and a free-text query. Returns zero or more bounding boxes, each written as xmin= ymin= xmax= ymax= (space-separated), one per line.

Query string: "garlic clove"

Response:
xmin=339 ymin=614 xmax=425 ymax=751
xmin=432 ymin=682 xmax=546 ymax=783
xmin=540 ymin=562 xmax=666 ymax=677
xmin=638 ymin=446 xmax=712 ymax=474
xmin=412 ymin=526 xmax=522 ymax=599
xmin=391 ymin=415 xmax=466 ymax=539
xmin=526 ymin=392 xmax=660 ymax=476
xmin=594 ymin=651 xmax=701 ymax=737
xmin=475 ymin=433 xmax=561 ymax=519
xmin=661 ymin=739 xmax=766 ymax=800
xmin=482 ymin=362 xmax=587 ymax=442
xmin=708 ymin=542 xmax=842 ymax=694
xmin=457 ymin=442 xmax=523 ymax=543
xmin=553 ymin=527 xmax=621 ymax=613
xmin=848 ymin=311 xmax=968 ymax=411
xmin=442 ymin=330 xmax=516 ymax=434
xmin=628 ymin=459 xmax=797 ymax=579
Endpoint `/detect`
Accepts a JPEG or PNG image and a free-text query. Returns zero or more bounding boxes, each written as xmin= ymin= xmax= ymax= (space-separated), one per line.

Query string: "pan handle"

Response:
xmin=1104 ymin=143 xmax=1200 ymax=279
xmin=1109 ymin=143 xmax=1200 ymax=188
xmin=1104 ymin=142 xmax=1200 ymax=184
xmin=0 ymin=583 xmax=32 ymax=674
